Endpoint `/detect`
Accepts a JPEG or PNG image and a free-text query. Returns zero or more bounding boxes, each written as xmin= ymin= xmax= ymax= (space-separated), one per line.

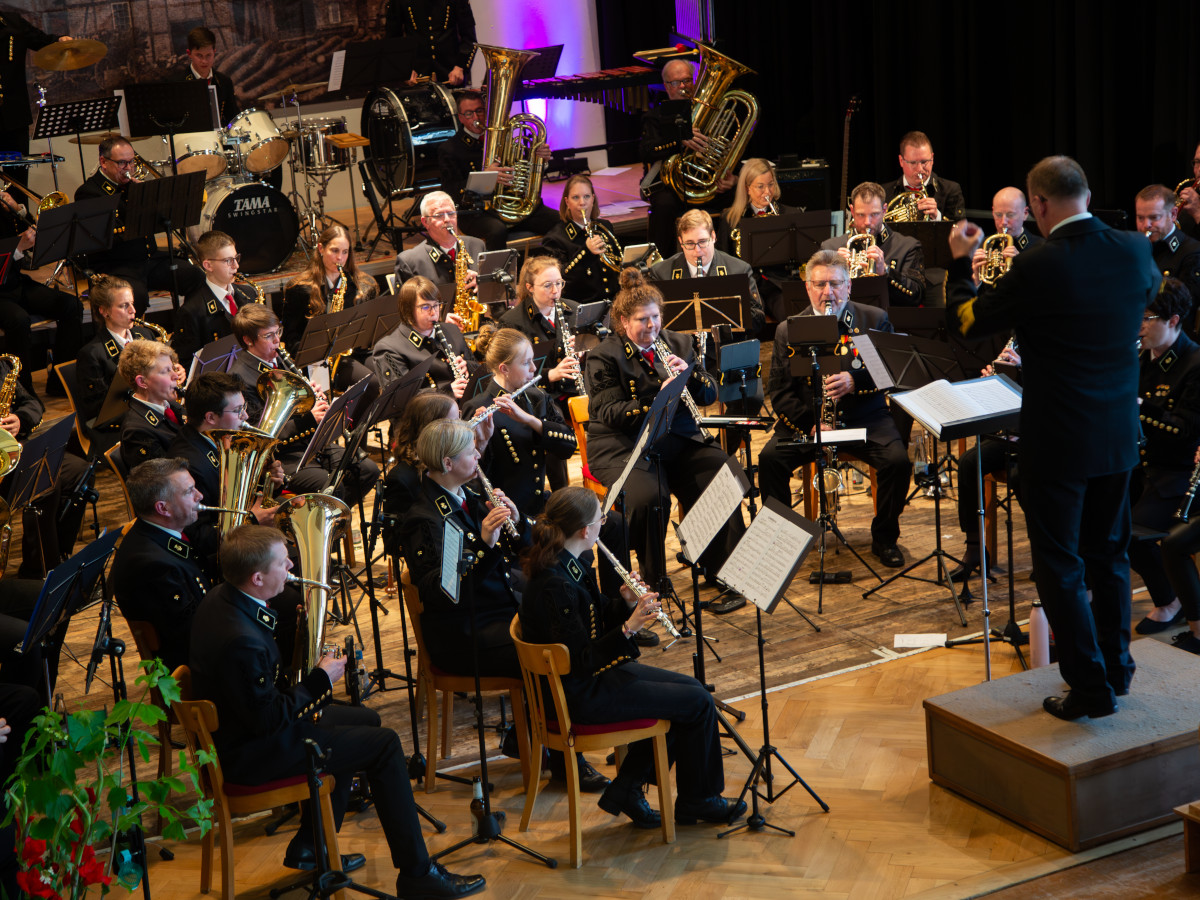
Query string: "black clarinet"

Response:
xmin=1176 ymin=460 xmax=1200 ymax=522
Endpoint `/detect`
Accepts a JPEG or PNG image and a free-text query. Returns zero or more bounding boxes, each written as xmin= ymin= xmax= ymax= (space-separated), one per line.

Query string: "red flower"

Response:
xmin=15 ymin=867 xmax=60 ymax=899
xmin=20 ymin=837 xmax=47 ymax=865
xmin=76 ymin=843 xmax=111 ymax=887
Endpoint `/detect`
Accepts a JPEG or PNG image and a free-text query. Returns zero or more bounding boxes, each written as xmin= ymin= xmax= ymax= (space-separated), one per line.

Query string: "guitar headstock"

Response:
xmin=845 ymin=95 xmax=860 ymax=121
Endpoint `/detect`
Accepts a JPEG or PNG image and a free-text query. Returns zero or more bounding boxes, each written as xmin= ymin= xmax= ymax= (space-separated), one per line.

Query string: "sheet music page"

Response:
xmin=328 ymin=50 xmax=346 ymax=92
xmin=897 ymin=377 xmax=1022 ymax=435
xmin=440 ymin=518 xmax=463 ymax=603
xmin=604 ymin=414 xmax=654 ymax=515
xmin=676 ymin=459 xmax=749 ymax=563
xmin=718 ymin=504 xmax=814 ymax=610
xmin=824 ymin=427 xmax=867 ymax=445
xmin=850 ymin=332 xmax=894 ymax=389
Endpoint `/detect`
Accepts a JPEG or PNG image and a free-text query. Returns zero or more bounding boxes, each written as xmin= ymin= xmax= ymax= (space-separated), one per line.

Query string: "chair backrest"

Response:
xmin=566 ymin=395 xmax=600 ymax=486
xmin=385 ymin=273 xmax=398 ymax=294
xmin=171 ymin=664 xmax=193 ymax=703
xmin=509 ymin=616 xmax=575 ymax=747
xmin=104 ymin=444 xmax=135 ymax=520
xmin=55 ymin=360 xmax=91 ymax=456
xmin=399 ymin=572 xmax=431 ymax=670
xmin=174 ymin=697 xmax=225 ymax=801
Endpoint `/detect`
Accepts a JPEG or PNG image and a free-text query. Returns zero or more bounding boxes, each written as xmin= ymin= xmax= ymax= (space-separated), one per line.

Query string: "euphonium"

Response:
xmin=846 ymin=232 xmax=878 ymax=278
xmin=207 ymin=427 xmax=280 ymax=535
xmin=661 ymin=43 xmax=759 ymax=206
xmin=256 ymin=369 xmax=316 ymax=438
xmin=980 ymin=227 xmax=1014 ymax=286
xmin=276 ymin=493 xmax=350 ymax=679
xmin=884 ymin=173 xmax=930 ymax=222
xmin=477 ymin=44 xmax=548 ymax=225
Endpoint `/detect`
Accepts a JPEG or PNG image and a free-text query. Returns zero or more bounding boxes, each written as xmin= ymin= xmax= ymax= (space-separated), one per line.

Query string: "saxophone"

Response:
xmin=653 ymin=335 xmax=713 ymax=441
xmin=434 ymin=323 xmax=471 ymax=384
xmin=0 ymin=356 xmax=24 ymax=579
xmin=555 ymin=300 xmax=587 ymax=396
xmin=234 ymin=272 xmax=265 ymax=304
xmin=326 ymin=266 xmax=352 ymax=383
xmin=596 ymin=539 xmax=682 ymax=643
xmin=731 ymin=199 xmax=778 ymax=258
xmin=448 ymin=227 xmax=485 ymax=332
xmin=133 ymin=318 xmax=171 ymax=342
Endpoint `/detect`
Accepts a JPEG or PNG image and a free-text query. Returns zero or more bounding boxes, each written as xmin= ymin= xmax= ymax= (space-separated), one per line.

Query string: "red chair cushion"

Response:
xmin=225 ymin=773 xmax=313 ymax=796
xmin=581 ymin=464 xmax=602 ymax=485
xmin=546 ymin=718 xmax=657 ymax=736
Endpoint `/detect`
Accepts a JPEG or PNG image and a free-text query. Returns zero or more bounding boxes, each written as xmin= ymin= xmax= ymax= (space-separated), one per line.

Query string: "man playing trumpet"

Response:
xmin=881 ymin=131 xmax=965 ymax=222
xmin=821 ymin=182 xmax=926 ymax=307
xmin=1135 ymin=184 xmax=1200 ymax=324
xmin=971 ymin=187 xmax=1043 ymax=286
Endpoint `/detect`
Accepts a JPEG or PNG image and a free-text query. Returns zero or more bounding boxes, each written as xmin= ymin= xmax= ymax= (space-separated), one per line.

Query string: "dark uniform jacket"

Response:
xmin=394 ymin=235 xmax=486 ymax=287
xmin=385 ymin=0 xmax=477 ymax=81
xmin=228 ymin=351 xmax=315 ymax=461
xmin=947 ymin=215 xmax=1162 ymax=478
xmin=77 ymin=325 xmax=159 ymax=424
xmin=398 ymin=477 xmax=525 ymax=666
xmin=882 ymin=173 xmax=966 ymax=222
xmin=0 ymin=13 xmax=58 ymax=132
xmin=541 ymin=219 xmax=621 ymax=304
xmin=165 ymin=423 xmax=225 ymax=577
xmin=381 ymin=458 xmax=422 ymax=557
xmin=112 ymin=519 xmax=211 ymax=672
xmin=461 ymin=380 xmax=577 ymax=517
xmin=171 ymin=65 xmax=240 ymax=127
xmin=74 ymin=171 xmax=155 ymax=270
xmin=121 ymin=396 xmax=184 ymax=465
xmin=0 ymin=356 xmax=43 ymax=439
xmin=584 ymin=328 xmax=717 ymax=473
xmin=497 ymin=298 xmax=581 ymax=397
xmin=370 ymin=320 xmax=471 ymax=392
xmin=190 ymin=582 xmax=334 ymax=783
xmin=280 ymin=275 xmax=378 ymax=354
xmin=651 ymin=249 xmax=765 ymax=334
xmin=1138 ymin=331 xmax=1200 ymax=469
xmin=822 ymin=225 xmax=926 ymax=307
xmin=1151 ymin=227 xmax=1200 ymax=320
xmin=438 ymin=130 xmax=484 ymax=205
xmin=173 ymin=281 xmax=255 ymax=370
xmin=768 ymin=302 xmax=892 ymax=438
xmin=520 ymin=550 xmax=640 ymax=700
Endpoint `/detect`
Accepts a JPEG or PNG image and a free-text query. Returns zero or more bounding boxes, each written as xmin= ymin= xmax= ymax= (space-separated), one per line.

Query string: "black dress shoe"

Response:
xmin=550 ymin=755 xmax=610 ymax=793
xmin=1134 ymin=608 xmax=1186 ymax=635
xmin=1042 ymin=693 xmax=1117 ymax=721
xmin=634 ymin=628 xmax=660 ymax=647
xmin=675 ymin=794 xmax=748 ymax=825
xmin=701 ymin=590 xmax=746 ymax=615
xmin=871 ymin=542 xmax=905 ymax=568
xmin=598 ymin=779 xmax=661 ymax=828
xmin=1172 ymin=632 xmax=1200 ymax=655
xmin=396 ymin=862 xmax=485 ymax=899
xmin=283 ymin=842 xmax=366 ymax=873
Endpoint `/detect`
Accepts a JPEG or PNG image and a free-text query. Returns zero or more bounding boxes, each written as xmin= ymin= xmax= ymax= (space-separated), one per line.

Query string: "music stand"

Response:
xmin=848 ymin=276 xmax=889 ymax=311
xmin=123 ymin=171 xmax=206 ymax=310
xmin=123 ymin=81 xmax=215 ymax=171
xmin=94 ymin=372 xmax=134 ymax=432
xmin=29 ymin=196 xmax=119 ymax=285
xmin=187 ymin=334 xmax=242 ymax=383
xmin=741 ymin=210 xmax=829 ymax=270
xmin=653 ymin=274 xmax=754 ymax=334
xmin=6 ymin=414 xmax=74 ymax=577
xmin=888 ymin=307 xmax=947 ymax=341
xmin=338 ymin=39 xmax=420 ymax=98
xmin=299 ymin=377 xmax=373 ymax=476
xmin=476 ymin=249 xmax=518 ymax=308
xmin=888 ymin=220 xmax=955 ymax=269
xmin=32 ymin=96 xmax=121 ymax=180
xmin=293 ymin=302 xmax=377 ymax=369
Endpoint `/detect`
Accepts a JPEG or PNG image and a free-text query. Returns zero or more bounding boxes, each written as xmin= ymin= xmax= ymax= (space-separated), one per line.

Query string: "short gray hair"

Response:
xmin=420 ymin=191 xmax=454 ymax=217
xmin=806 ymin=249 xmax=849 ymax=278
xmin=128 ymin=458 xmax=190 ymax=518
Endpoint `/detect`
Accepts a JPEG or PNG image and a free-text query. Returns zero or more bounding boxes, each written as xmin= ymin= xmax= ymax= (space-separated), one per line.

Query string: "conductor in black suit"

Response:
xmin=190 ymin=524 xmax=485 ymax=897
xmin=947 ymin=155 xmax=1162 ymax=721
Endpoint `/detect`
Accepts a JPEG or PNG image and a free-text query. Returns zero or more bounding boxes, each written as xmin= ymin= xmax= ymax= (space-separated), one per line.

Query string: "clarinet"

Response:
xmin=433 ymin=323 xmax=470 ymax=384
xmin=653 ymin=335 xmax=714 ymax=441
xmin=556 ymin=300 xmax=587 ymax=396
xmin=275 ymin=344 xmax=306 ymax=378
xmin=465 ymin=377 xmax=540 ymax=428
xmin=596 ymin=540 xmax=681 ymax=641
xmin=1176 ymin=460 xmax=1200 ymax=522
xmin=475 ymin=466 xmax=520 ymax=539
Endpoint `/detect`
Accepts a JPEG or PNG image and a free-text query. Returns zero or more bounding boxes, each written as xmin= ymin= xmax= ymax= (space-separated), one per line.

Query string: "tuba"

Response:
xmin=980 ymin=227 xmax=1014 ymax=286
xmin=661 ymin=43 xmax=759 ymax=206
xmin=884 ymin=174 xmax=930 ymax=222
xmin=477 ymin=44 xmax=548 ymax=225
xmin=276 ymin=493 xmax=350 ymax=679
xmin=846 ymin=232 xmax=877 ymax=278
xmin=207 ymin=428 xmax=280 ymax=535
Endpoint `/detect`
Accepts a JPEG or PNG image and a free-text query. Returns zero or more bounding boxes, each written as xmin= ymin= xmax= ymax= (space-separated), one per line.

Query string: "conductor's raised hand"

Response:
xmin=949 ymin=221 xmax=984 ymax=259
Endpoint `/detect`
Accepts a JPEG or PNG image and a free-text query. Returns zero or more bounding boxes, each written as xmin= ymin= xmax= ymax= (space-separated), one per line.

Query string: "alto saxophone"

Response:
xmin=326 ymin=266 xmax=352 ymax=383
xmin=555 ymin=300 xmax=587 ymax=396
xmin=731 ymin=198 xmax=779 ymax=259
xmin=475 ymin=465 xmax=520 ymax=539
xmin=448 ymin=226 xmax=484 ymax=332
xmin=653 ymin=335 xmax=713 ymax=441
xmin=133 ymin=317 xmax=171 ymax=342
xmin=434 ymin=323 xmax=471 ymax=384
xmin=596 ymin=539 xmax=681 ymax=642
xmin=0 ymin=356 xmax=24 ymax=580
xmin=234 ymin=272 xmax=265 ymax=304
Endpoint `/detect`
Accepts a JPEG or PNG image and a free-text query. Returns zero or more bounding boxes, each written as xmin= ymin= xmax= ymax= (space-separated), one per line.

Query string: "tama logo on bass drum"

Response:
xmin=232 ymin=195 xmax=274 ymax=214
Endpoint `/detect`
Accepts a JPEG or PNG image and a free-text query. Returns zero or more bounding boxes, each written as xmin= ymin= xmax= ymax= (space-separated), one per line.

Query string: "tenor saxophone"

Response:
xmin=653 ymin=336 xmax=713 ymax=441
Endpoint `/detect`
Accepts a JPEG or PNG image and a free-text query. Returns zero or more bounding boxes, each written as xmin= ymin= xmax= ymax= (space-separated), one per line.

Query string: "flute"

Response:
xmin=465 ymin=377 xmax=539 ymax=428
xmin=475 ymin=466 xmax=520 ymax=538
xmin=596 ymin=539 xmax=682 ymax=642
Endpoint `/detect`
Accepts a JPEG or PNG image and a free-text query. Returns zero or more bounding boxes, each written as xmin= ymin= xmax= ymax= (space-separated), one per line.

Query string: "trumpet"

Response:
xmin=980 ymin=226 xmax=1014 ymax=286
xmin=653 ymin=336 xmax=713 ymax=441
xmin=465 ymin=377 xmax=539 ymax=428
xmin=846 ymin=231 xmax=877 ymax=278
xmin=475 ymin=466 xmax=520 ymax=539
xmin=595 ymin=539 xmax=681 ymax=643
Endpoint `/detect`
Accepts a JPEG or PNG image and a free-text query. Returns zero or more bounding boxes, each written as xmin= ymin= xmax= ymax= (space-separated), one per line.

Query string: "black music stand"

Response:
xmin=339 ymin=39 xmax=420 ymax=98
xmin=741 ymin=210 xmax=828 ymax=270
xmin=124 ymin=171 xmax=206 ymax=309
xmin=293 ymin=303 xmax=375 ymax=370
xmin=123 ymin=81 xmax=216 ymax=172
xmin=889 ymin=220 xmax=955 ymax=270
xmin=188 ymin=334 xmax=242 ymax=381
xmin=7 ymin=415 xmax=72 ymax=514
xmin=29 ymin=195 xmax=119 ymax=283
xmin=653 ymin=274 xmax=754 ymax=334
xmin=888 ymin=307 xmax=947 ymax=341
xmin=848 ymin=275 xmax=889 ymax=311
xmin=32 ymin=96 xmax=121 ymax=180
xmin=94 ymin=371 xmax=134 ymax=433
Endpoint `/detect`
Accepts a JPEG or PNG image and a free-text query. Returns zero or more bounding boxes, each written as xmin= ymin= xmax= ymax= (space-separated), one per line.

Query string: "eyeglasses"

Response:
xmin=588 ymin=512 xmax=608 ymax=527
xmin=664 ymin=78 xmax=693 ymax=88
xmin=416 ymin=303 xmax=443 ymax=314
xmin=211 ymin=254 xmax=241 ymax=265
xmin=680 ymin=239 xmax=711 ymax=251
xmin=258 ymin=329 xmax=281 ymax=341
xmin=223 ymin=403 xmax=247 ymax=417
xmin=458 ymin=109 xmax=484 ymax=119
xmin=810 ymin=280 xmax=847 ymax=290
xmin=426 ymin=211 xmax=457 ymax=221
xmin=104 ymin=157 xmax=136 ymax=168
xmin=901 ymin=157 xmax=933 ymax=167
xmin=537 ymin=280 xmax=565 ymax=291
xmin=1143 ymin=314 xmax=1162 ymax=322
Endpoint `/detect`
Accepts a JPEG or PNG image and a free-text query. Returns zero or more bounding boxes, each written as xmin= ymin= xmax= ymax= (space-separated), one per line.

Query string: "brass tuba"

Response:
xmin=846 ymin=232 xmax=878 ymax=278
xmin=477 ymin=44 xmax=548 ymax=225
xmin=661 ymin=43 xmax=759 ymax=206
xmin=884 ymin=174 xmax=930 ymax=222
xmin=980 ymin=227 xmax=1014 ymax=286
xmin=276 ymin=493 xmax=350 ymax=679
xmin=207 ymin=428 xmax=280 ymax=536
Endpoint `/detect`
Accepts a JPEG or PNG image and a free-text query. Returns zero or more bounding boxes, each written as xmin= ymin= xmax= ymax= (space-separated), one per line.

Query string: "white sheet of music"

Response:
xmin=824 ymin=427 xmax=867 ymax=445
xmin=328 ymin=50 xmax=346 ymax=92
xmin=718 ymin=505 xmax=814 ymax=611
xmin=849 ymin=332 xmax=894 ymax=389
xmin=604 ymin=417 xmax=654 ymax=515
xmin=896 ymin=377 xmax=1022 ymax=437
xmin=440 ymin=518 xmax=463 ymax=604
xmin=677 ymin=459 xmax=750 ymax=564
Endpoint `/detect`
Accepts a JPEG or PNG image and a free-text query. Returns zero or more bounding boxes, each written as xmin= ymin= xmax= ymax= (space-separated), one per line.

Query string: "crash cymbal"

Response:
xmin=32 ymin=38 xmax=107 ymax=71
xmin=257 ymin=82 xmax=327 ymax=102
xmin=68 ymin=132 xmax=152 ymax=146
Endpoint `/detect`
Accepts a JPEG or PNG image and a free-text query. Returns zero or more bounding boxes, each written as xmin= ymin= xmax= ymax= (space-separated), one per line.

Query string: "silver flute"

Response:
xmin=433 ymin=323 xmax=471 ymax=383
xmin=653 ymin=335 xmax=713 ymax=441
xmin=465 ymin=376 xmax=540 ymax=428
xmin=475 ymin=465 xmax=520 ymax=538
xmin=596 ymin=539 xmax=682 ymax=642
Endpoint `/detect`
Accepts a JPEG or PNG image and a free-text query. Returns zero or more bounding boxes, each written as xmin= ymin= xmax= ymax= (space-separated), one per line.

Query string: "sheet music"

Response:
xmin=895 ymin=377 xmax=1022 ymax=437
xmin=328 ymin=50 xmax=346 ymax=92
xmin=676 ymin=459 xmax=750 ymax=564
xmin=604 ymin=422 xmax=652 ymax=515
xmin=718 ymin=504 xmax=814 ymax=611
xmin=850 ymin=332 xmax=894 ymax=389
xmin=440 ymin=518 xmax=463 ymax=603
xmin=824 ymin=427 xmax=867 ymax=445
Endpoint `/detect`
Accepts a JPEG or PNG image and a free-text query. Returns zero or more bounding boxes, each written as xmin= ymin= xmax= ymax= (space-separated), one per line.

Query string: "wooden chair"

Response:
xmin=399 ymin=573 xmax=530 ymax=793
xmin=566 ymin=395 xmax=607 ymax=500
xmin=169 ymin=665 xmax=345 ymax=900
xmin=800 ymin=453 xmax=879 ymax=521
xmin=125 ymin=620 xmax=177 ymax=782
xmin=509 ymin=617 xmax=674 ymax=868
xmin=54 ymin=360 xmax=91 ymax=457
xmin=104 ymin=444 xmax=135 ymax=520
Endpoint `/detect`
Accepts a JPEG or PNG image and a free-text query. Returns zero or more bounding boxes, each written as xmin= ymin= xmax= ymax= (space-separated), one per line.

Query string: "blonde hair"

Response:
xmin=725 ymin=158 xmax=779 ymax=229
xmin=415 ymin=419 xmax=474 ymax=472
xmin=474 ymin=327 xmax=531 ymax=373
xmin=118 ymin=339 xmax=178 ymax=384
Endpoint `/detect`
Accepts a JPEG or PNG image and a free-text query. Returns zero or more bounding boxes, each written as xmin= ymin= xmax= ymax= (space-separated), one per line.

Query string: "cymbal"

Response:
xmin=257 ymin=82 xmax=327 ymax=102
xmin=32 ymin=38 xmax=108 ymax=71
xmin=68 ymin=132 xmax=152 ymax=146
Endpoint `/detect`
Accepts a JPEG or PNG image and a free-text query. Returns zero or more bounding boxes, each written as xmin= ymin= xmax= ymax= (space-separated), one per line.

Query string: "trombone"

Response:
xmin=0 ymin=171 xmax=68 ymax=221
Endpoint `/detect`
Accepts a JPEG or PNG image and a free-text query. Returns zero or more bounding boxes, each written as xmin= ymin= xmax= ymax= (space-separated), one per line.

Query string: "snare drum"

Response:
xmin=189 ymin=181 xmax=299 ymax=274
xmin=293 ymin=117 xmax=350 ymax=175
xmin=174 ymin=130 xmax=227 ymax=179
xmin=227 ymin=108 xmax=289 ymax=175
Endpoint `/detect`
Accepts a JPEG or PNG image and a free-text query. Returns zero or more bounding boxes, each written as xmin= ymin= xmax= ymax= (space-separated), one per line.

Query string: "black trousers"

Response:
xmin=957 ymin=437 xmax=1020 ymax=539
xmin=457 ymin=204 xmax=561 ymax=252
xmin=592 ymin=436 xmax=745 ymax=588
xmin=1021 ymin=468 xmax=1134 ymax=703
xmin=0 ymin=276 xmax=83 ymax=386
xmin=102 ymin=253 xmax=205 ymax=316
xmin=570 ymin=663 xmax=722 ymax=801
xmin=285 ymin=449 xmax=380 ymax=507
xmin=290 ymin=704 xmax=430 ymax=876
xmin=429 ymin=617 xmax=521 ymax=680
xmin=1128 ymin=466 xmax=1190 ymax=608
xmin=759 ymin=417 xmax=912 ymax=545
xmin=1164 ymin=519 xmax=1200 ymax=620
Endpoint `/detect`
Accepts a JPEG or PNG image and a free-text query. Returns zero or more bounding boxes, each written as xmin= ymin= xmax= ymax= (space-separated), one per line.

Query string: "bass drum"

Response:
xmin=361 ymin=83 xmax=457 ymax=196
xmin=190 ymin=181 xmax=298 ymax=274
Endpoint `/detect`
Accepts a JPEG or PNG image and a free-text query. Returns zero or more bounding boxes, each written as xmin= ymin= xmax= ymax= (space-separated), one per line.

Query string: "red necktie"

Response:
xmin=180 ymin=532 xmax=190 ymax=543
xmin=165 ymin=407 xmax=179 ymax=425
xmin=226 ymin=293 xmax=237 ymax=315
xmin=448 ymin=248 xmax=456 ymax=262
xmin=642 ymin=349 xmax=655 ymax=367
